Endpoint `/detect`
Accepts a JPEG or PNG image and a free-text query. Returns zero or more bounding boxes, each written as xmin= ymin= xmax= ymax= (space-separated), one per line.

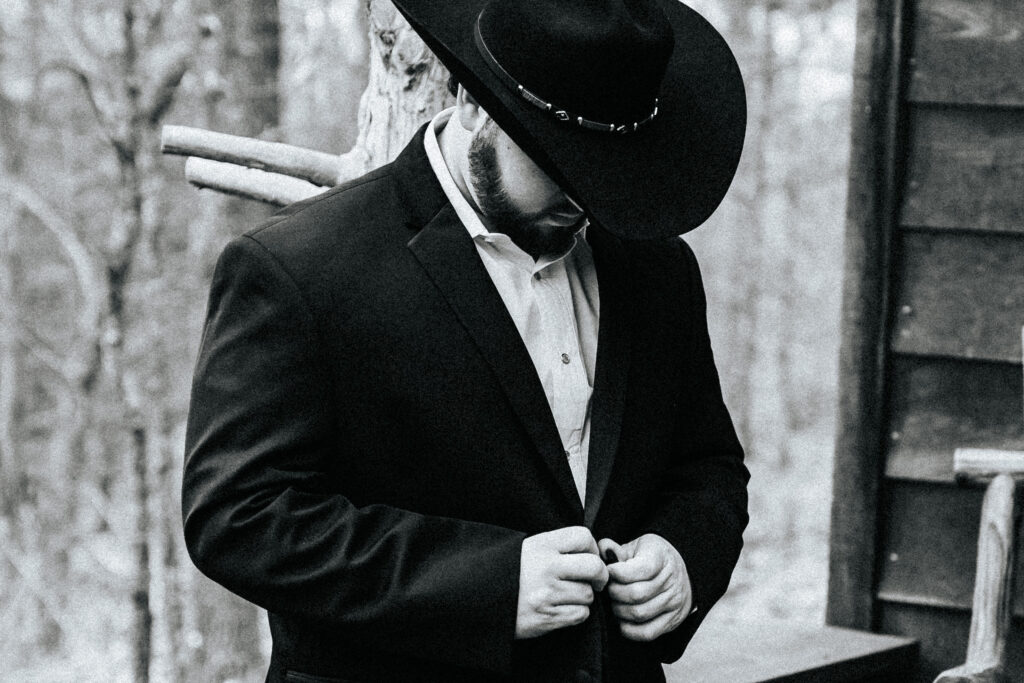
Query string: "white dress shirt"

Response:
xmin=424 ymin=108 xmax=600 ymax=503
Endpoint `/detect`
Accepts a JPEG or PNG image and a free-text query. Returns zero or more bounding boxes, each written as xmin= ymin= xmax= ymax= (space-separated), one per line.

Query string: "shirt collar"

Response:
xmin=423 ymin=108 xmax=588 ymax=272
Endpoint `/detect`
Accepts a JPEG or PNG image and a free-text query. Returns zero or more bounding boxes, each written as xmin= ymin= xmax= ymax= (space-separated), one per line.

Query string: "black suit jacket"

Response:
xmin=182 ymin=128 xmax=748 ymax=683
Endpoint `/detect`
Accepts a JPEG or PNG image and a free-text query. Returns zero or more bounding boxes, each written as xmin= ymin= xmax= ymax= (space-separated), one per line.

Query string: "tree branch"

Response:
xmin=143 ymin=48 xmax=193 ymax=126
xmin=183 ymin=157 xmax=328 ymax=206
xmin=41 ymin=0 xmax=111 ymax=87
xmin=163 ymin=125 xmax=344 ymax=187
xmin=0 ymin=538 xmax=76 ymax=638
xmin=36 ymin=61 xmax=123 ymax=153
xmin=16 ymin=325 xmax=68 ymax=378
xmin=2 ymin=180 xmax=106 ymax=338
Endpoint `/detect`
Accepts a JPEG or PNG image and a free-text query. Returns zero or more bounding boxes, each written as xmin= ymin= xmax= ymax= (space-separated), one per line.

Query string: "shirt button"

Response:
xmin=561 ymin=353 xmax=570 ymax=364
xmin=534 ymin=272 xmax=541 ymax=281
xmin=564 ymin=450 xmax=570 ymax=459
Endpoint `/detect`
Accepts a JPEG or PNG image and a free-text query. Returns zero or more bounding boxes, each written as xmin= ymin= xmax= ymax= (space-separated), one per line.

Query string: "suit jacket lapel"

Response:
xmin=407 ymin=204 xmax=585 ymax=519
xmin=393 ymin=129 xmax=632 ymax=523
xmin=583 ymin=227 xmax=634 ymax=527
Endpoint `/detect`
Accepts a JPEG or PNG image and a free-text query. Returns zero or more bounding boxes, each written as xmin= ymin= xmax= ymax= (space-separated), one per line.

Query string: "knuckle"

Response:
xmin=628 ymin=621 xmax=656 ymax=641
xmin=572 ymin=526 xmax=594 ymax=545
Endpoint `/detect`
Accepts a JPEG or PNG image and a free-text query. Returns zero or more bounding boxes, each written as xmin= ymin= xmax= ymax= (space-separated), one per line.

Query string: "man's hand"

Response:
xmin=516 ymin=526 xmax=609 ymax=639
xmin=598 ymin=534 xmax=693 ymax=642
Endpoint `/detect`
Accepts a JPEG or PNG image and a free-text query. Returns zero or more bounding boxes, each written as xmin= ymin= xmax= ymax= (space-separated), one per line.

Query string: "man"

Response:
xmin=182 ymin=0 xmax=749 ymax=681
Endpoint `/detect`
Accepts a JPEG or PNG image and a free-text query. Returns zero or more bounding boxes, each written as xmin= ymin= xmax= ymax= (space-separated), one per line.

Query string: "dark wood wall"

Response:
xmin=829 ymin=0 xmax=1024 ymax=679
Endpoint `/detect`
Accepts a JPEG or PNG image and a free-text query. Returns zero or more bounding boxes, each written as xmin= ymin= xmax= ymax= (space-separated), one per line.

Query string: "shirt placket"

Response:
xmin=534 ymin=264 xmax=590 ymax=500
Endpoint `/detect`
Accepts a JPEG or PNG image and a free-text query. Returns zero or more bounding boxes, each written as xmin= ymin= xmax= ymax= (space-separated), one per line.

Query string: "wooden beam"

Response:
xmin=827 ymin=0 xmax=909 ymax=631
xmin=955 ymin=449 xmax=1024 ymax=484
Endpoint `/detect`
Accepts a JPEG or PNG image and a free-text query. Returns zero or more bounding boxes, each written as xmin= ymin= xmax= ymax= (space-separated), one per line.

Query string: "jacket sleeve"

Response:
xmin=182 ymin=235 xmax=526 ymax=674
xmin=639 ymin=237 xmax=750 ymax=662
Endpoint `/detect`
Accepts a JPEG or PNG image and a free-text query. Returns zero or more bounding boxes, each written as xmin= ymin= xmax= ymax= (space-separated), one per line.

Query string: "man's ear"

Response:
xmin=455 ymin=84 xmax=489 ymax=133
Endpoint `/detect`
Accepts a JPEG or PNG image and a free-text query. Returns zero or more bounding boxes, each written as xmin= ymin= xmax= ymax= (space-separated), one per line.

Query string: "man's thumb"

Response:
xmin=598 ymin=538 xmax=625 ymax=564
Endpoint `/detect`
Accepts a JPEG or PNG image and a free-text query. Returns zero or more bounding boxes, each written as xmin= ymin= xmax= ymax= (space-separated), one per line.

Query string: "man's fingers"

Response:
xmin=607 ymin=552 xmax=662 ymax=583
xmin=619 ymin=609 xmax=678 ymax=642
xmin=550 ymin=579 xmax=594 ymax=606
xmin=549 ymin=604 xmax=590 ymax=628
xmin=556 ymin=552 xmax=609 ymax=591
xmin=546 ymin=526 xmax=599 ymax=554
xmin=607 ymin=567 xmax=669 ymax=604
xmin=611 ymin=588 xmax=677 ymax=624
xmin=597 ymin=538 xmax=624 ymax=564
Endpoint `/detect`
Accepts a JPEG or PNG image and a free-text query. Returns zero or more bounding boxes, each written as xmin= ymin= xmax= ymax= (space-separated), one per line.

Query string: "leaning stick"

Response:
xmin=184 ymin=158 xmax=327 ymax=207
xmin=163 ymin=125 xmax=342 ymax=188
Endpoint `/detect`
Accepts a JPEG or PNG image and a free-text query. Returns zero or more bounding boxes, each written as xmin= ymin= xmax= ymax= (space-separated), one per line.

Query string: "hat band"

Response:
xmin=473 ymin=16 xmax=659 ymax=135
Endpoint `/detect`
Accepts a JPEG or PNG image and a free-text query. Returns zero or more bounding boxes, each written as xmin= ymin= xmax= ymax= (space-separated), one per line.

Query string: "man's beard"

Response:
xmin=467 ymin=121 xmax=581 ymax=259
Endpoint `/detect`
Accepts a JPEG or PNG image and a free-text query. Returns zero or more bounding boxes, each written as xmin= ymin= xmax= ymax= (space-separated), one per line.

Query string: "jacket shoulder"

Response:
xmin=246 ymin=163 xmax=403 ymax=255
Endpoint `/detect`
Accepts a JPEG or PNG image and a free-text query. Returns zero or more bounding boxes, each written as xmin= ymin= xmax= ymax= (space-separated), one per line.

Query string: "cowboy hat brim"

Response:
xmin=391 ymin=0 xmax=746 ymax=241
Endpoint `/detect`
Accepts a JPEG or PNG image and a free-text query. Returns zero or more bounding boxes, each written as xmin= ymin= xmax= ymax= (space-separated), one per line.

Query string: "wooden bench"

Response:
xmin=665 ymin=613 xmax=917 ymax=682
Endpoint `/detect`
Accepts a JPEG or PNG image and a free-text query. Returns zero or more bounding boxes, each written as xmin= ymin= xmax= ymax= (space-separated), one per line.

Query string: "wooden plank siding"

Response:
xmin=890 ymin=230 xmax=1024 ymax=362
xmin=901 ymin=106 xmax=1024 ymax=234
xmin=830 ymin=0 xmax=1024 ymax=675
xmin=885 ymin=356 xmax=1024 ymax=482
xmin=907 ymin=0 xmax=1024 ymax=108
xmin=874 ymin=480 xmax=1024 ymax=618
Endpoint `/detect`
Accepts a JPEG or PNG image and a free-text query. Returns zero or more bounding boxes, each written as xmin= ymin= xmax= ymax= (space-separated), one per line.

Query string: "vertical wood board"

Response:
xmin=828 ymin=0 xmax=906 ymax=632
xmin=907 ymin=0 xmax=1024 ymax=106
xmin=900 ymin=106 xmax=1024 ymax=233
xmin=875 ymin=480 xmax=1024 ymax=617
xmin=885 ymin=355 xmax=1024 ymax=482
xmin=878 ymin=601 xmax=1024 ymax=682
xmin=890 ymin=230 xmax=1024 ymax=362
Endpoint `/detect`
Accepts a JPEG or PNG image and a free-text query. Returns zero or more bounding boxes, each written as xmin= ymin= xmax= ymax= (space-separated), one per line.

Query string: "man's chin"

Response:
xmin=517 ymin=223 xmax=580 ymax=258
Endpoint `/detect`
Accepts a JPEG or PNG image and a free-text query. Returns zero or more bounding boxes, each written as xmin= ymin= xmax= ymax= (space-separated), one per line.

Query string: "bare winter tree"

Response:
xmin=163 ymin=0 xmax=452 ymax=204
xmin=2 ymin=1 xmax=214 ymax=679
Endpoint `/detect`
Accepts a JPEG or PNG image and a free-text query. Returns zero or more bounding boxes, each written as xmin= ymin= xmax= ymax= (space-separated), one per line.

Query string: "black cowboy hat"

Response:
xmin=390 ymin=0 xmax=746 ymax=240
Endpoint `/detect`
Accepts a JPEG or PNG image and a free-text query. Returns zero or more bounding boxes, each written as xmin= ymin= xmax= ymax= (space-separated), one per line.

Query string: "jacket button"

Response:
xmin=574 ymin=670 xmax=594 ymax=683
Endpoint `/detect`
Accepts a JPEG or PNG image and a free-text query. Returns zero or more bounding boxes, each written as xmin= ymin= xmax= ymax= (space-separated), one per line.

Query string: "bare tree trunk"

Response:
xmin=743 ymin=0 xmax=791 ymax=467
xmin=117 ymin=3 xmax=153 ymax=678
xmin=218 ymin=0 xmax=282 ymax=137
xmin=0 ymin=223 xmax=18 ymax=518
xmin=355 ymin=0 xmax=454 ymax=168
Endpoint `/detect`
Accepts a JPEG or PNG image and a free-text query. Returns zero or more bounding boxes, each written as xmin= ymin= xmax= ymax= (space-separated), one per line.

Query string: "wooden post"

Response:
xmin=935 ymin=328 xmax=1024 ymax=682
xmin=934 ymin=456 xmax=1021 ymax=683
xmin=827 ymin=0 xmax=909 ymax=630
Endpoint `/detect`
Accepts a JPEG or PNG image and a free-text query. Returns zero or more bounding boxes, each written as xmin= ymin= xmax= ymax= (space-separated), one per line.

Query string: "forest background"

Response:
xmin=0 ymin=0 xmax=855 ymax=680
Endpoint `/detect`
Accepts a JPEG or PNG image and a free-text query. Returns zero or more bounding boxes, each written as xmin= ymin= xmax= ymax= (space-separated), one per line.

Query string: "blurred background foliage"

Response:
xmin=0 ymin=0 xmax=854 ymax=679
